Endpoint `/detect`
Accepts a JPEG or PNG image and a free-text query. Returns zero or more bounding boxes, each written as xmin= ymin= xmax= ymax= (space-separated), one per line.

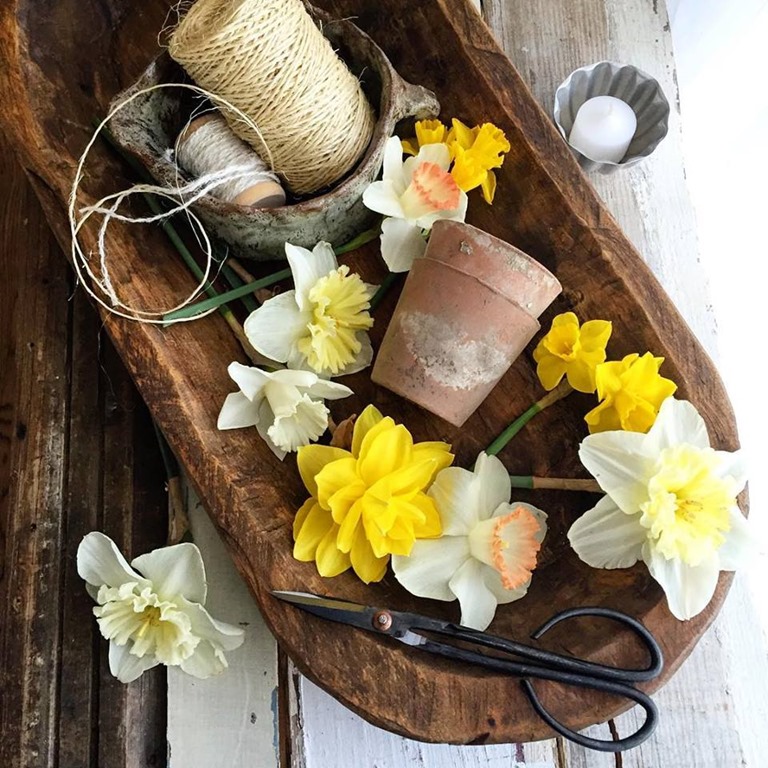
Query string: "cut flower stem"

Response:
xmin=486 ymin=379 xmax=574 ymax=455
xmin=509 ymin=475 xmax=602 ymax=492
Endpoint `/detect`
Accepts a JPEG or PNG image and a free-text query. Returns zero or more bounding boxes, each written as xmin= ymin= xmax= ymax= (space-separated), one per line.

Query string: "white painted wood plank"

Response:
xmin=167 ymin=483 xmax=281 ymax=768
xmin=290 ymin=670 xmax=559 ymax=768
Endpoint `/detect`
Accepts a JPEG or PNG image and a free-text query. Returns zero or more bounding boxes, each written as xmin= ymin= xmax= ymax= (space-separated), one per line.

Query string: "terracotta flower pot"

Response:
xmin=372 ymin=221 xmax=561 ymax=426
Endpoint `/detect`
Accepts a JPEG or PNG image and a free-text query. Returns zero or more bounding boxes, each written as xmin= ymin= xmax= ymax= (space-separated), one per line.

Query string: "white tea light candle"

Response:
xmin=568 ymin=95 xmax=637 ymax=164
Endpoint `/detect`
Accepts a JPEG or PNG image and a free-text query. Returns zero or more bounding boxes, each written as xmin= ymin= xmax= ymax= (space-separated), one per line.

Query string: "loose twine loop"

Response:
xmin=168 ymin=0 xmax=375 ymax=195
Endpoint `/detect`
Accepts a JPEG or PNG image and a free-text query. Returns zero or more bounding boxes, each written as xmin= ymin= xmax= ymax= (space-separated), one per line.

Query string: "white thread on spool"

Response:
xmin=176 ymin=113 xmax=286 ymax=207
xmin=69 ymin=82 xmax=283 ymax=325
xmin=168 ymin=0 xmax=375 ymax=196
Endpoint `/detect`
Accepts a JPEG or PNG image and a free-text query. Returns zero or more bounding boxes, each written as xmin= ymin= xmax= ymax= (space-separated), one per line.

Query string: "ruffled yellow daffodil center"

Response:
xmin=585 ymin=352 xmax=677 ymax=433
xmin=94 ymin=582 xmax=199 ymax=666
xmin=533 ymin=312 xmax=612 ymax=394
xmin=297 ymin=265 xmax=374 ymax=375
xmin=640 ymin=445 xmax=736 ymax=566
xmin=293 ymin=405 xmax=454 ymax=583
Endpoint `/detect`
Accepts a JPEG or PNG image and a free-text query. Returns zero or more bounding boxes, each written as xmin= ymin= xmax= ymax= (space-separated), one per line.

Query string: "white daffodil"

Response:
xmin=218 ymin=362 xmax=352 ymax=459
xmin=77 ymin=532 xmax=244 ymax=683
xmin=362 ymin=136 xmax=468 ymax=272
xmin=243 ymin=241 xmax=374 ymax=377
xmin=392 ymin=453 xmax=547 ymax=630
xmin=568 ymin=397 xmax=752 ymax=621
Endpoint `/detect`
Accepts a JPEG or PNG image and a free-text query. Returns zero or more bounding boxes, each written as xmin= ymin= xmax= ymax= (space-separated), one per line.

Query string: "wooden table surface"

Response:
xmin=2 ymin=1 xmax=766 ymax=767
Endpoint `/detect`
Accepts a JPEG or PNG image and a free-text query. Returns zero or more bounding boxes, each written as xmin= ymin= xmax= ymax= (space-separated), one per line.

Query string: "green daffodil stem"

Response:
xmin=485 ymin=379 xmax=574 ymax=455
xmin=509 ymin=475 xmax=602 ymax=492
xmin=370 ymin=272 xmax=399 ymax=310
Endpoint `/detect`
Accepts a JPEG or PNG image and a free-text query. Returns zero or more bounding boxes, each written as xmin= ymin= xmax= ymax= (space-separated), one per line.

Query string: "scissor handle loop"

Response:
xmin=521 ymin=676 xmax=658 ymax=752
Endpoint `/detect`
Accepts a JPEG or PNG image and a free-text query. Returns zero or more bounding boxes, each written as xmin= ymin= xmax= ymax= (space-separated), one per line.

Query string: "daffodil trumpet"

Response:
xmin=485 ymin=379 xmax=573 ymax=456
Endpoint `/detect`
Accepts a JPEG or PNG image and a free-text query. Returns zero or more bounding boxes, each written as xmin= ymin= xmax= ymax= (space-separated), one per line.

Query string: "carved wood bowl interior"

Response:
xmin=0 ymin=0 xmax=743 ymax=745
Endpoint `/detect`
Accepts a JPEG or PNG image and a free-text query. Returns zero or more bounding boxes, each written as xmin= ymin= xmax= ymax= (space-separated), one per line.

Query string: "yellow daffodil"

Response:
xmin=447 ymin=119 xmax=511 ymax=204
xmin=585 ymin=352 xmax=677 ymax=434
xmin=293 ymin=405 xmax=454 ymax=583
xmin=393 ymin=453 xmax=547 ymax=630
xmin=244 ymin=241 xmax=374 ymax=377
xmin=533 ymin=312 xmax=612 ymax=393
xmin=569 ymin=398 xmax=751 ymax=620
xmin=401 ymin=118 xmax=449 ymax=156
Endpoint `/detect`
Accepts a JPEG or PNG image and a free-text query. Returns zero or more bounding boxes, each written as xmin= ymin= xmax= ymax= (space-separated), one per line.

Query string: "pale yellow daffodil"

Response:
xmin=533 ymin=312 xmax=612 ymax=393
xmin=293 ymin=405 xmax=453 ymax=583
xmin=569 ymin=398 xmax=752 ymax=620
xmin=244 ymin=241 xmax=374 ymax=377
xmin=78 ymin=533 xmax=244 ymax=683
xmin=585 ymin=352 xmax=677 ymax=433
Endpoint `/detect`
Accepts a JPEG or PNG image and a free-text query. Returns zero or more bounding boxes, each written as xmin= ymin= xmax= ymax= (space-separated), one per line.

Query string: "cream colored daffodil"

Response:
xmin=568 ymin=397 xmax=752 ymax=620
xmin=244 ymin=241 xmax=374 ymax=377
xmin=77 ymin=532 xmax=244 ymax=683
xmin=392 ymin=453 xmax=547 ymax=630
xmin=293 ymin=405 xmax=453 ymax=583
xmin=362 ymin=136 xmax=468 ymax=272
xmin=218 ymin=362 xmax=352 ymax=459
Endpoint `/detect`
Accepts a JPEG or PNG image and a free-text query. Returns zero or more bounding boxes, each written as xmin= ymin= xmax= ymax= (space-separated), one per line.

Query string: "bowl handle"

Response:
xmin=391 ymin=76 xmax=441 ymax=122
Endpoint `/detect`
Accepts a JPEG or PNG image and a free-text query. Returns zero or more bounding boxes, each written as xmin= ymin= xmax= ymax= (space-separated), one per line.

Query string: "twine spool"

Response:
xmin=168 ymin=0 xmax=375 ymax=196
xmin=176 ymin=113 xmax=286 ymax=207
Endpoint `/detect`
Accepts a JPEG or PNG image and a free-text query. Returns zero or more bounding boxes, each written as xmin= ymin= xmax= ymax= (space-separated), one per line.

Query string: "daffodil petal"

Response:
xmin=227 ymin=362 xmax=271 ymax=402
xmin=713 ymin=449 xmax=748 ymax=493
xmin=178 ymin=597 xmax=245 ymax=652
xmin=362 ymin=179 xmax=407 ymax=219
xmin=268 ymin=394 xmax=329 ymax=453
xmin=376 ymin=458 xmax=438 ymax=499
xmin=336 ymin=331 xmax=374 ymax=376
xmin=535 ymin=355 xmax=567 ymax=391
xmin=409 ymin=492 xmax=442 ymax=539
xmin=411 ymin=441 xmax=454 ymax=480
xmin=297 ymin=445 xmax=351 ymax=498
xmin=449 ymin=118 xmax=476 ymax=150
xmin=379 ymin=217 xmax=427 ymax=273
xmin=336 ymin=498 xmax=363 ymax=551
xmin=131 ymin=543 xmax=207 ymax=604
xmin=718 ymin=508 xmax=755 ymax=570
xmin=217 ymin=391 xmax=261 ymax=430
xmin=351 ymin=404 xmax=384 ymax=457
xmin=449 ymin=558 xmax=499 ymax=631
xmin=359 ymin=423 xmax=413 ymax=485
xmin=480 ymin=563 xmax=530 ymax=605
xmin=568 ymin=495 xmax=648 ymax=569
xmin=475 ymin=453 xmax=513 ymax=521
xmin=579 ymin=319 xmax=613 ymax=350
xmin=270 ymin=369 xmax=320 ymax=389
xmin=428 ymin=466 xmax=483 ymax=536
xmin=579 ymin=431 xmax=655 ymax=513
xmin=407 ymin=142 xmax=452 ymax=175
xmin=284 ymin=241 xmax=337 ymax=312
xmin=392 ymin=536 xmax=471 ymax=601
xmin=255 ymin=399 xmax=287 ymax=461
xmin=350 ymin=526 xmax=389 ymax=583
xmin=565 ymin=359 xmax=598 ymax=394
xmin=315 ymin=525 xmax=351 ymax=577
xmin=644 ymin=543 xmax=720 ymax=620
xmin=645 ymin=398 xmax=709 ymax=454
xmin=108 ymin=640 xmax=160 ymax=683
xmin=414 ymin=189 xmax=468 ymax=229
xmin=77 ymin=532 xmax=146 ymax=590
xmin=179 ymin=641 xmax=227 ymax=679
xmin=382 ymin=135 xmax=405 ymax=182
xmin=243 ymin=292 xmax=309 ymax=364
xmin=480 ymin=170 xmax=496 ymax=204
xmin=401 ymin=138 xmax=419 ymax=156
xmin=293 ymin=501 xmax=334 ymax=561
xmin=315 ymin=457 xmax=362 ymax=518
xmin=293 ymin=497 xmax=315 ymax=541
xmin=303 ymin=378 xmax=354 ymax=401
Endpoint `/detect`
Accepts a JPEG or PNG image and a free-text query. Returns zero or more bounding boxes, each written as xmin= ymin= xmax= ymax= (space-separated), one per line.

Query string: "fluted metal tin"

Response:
xmin=553 ymin=61 xmax=670 ymax=174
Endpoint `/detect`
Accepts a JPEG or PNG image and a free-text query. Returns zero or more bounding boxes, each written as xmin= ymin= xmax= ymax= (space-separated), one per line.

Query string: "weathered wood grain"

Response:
xmin=0 ymin=0 xmax=745 ymax=746
xmin=0 ymin=129 xmax=168 ymax=766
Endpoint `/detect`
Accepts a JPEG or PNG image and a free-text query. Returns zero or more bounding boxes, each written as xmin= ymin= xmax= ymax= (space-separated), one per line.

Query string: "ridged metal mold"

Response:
xmin=553 ymin=60 xmax=670 ymax=174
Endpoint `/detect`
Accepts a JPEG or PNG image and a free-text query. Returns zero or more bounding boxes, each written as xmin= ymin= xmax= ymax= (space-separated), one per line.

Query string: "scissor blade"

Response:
xmin=271 ymin=591 xmax=379 ymax=633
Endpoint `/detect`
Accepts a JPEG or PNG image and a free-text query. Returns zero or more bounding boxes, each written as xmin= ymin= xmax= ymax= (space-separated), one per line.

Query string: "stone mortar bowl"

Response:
xmin=108 ymin=8 xmax=439 ymax=260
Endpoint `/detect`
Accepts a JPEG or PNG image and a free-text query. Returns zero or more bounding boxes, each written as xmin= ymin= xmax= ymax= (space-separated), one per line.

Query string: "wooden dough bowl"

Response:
xmin=0 ymin=0 xmax=744 ymax=745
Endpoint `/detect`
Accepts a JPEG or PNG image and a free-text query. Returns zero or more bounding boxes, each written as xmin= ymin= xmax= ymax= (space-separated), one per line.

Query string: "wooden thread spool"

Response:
xmin=176 ymin=113 xmax=286 ymax=208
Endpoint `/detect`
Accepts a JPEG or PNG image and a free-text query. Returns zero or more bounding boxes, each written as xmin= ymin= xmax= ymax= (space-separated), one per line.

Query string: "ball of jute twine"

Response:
xmin=168 ymin=0 xmax=375 ymax=196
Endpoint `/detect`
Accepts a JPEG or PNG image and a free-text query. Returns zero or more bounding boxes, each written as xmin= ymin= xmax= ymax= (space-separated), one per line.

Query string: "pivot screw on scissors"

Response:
xmin=272 ymin=591 xmax=664 ymax=753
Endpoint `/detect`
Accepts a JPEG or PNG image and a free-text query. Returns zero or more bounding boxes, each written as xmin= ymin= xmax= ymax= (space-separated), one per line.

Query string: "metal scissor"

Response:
xmin=272 ymin=591 xmax=663 ymax=753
